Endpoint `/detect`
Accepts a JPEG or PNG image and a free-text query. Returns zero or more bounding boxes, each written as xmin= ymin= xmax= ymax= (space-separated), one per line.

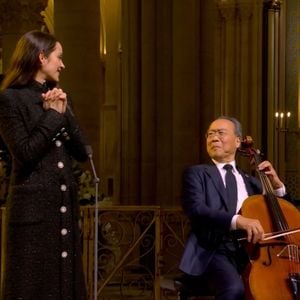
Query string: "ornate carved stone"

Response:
xmin=0 ymin=0 xmax=48 ymax=32
xmin=237 ymin=0 xmax=254 ymax=21
xmin=265 ymin=0 xmax=281 ymax=11
xmin=216 ymin=0 xmax=237 ymax=22
xmin=41 ymin=0 xmax=54 ymax=34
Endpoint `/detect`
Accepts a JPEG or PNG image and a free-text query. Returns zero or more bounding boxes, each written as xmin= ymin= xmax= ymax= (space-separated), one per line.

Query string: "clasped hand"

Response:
xmin=42 ymin=88 xmax=67 ymax=114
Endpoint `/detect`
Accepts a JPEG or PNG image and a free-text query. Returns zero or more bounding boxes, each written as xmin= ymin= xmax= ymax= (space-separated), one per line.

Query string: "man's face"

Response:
xmin=206 ymin=119 xmax=241 ymax=163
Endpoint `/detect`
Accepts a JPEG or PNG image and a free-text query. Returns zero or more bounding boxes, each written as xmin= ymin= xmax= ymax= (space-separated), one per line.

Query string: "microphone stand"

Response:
xmin=85 ymin=146 xmax=100 ymax=300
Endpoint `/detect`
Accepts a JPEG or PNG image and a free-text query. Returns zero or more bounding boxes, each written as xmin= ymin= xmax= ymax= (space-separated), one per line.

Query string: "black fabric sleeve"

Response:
xmin=0 ymin=92 xmax=65 ymax=164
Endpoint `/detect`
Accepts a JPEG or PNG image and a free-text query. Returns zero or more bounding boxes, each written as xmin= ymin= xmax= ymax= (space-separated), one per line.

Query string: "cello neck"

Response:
xmin=256 ymin=156 xmax=289 ymax=233
xmin=240 ymin=139 xmax=289 ymax=233
xmin=256 ymin=167 xmax=275 ymax=195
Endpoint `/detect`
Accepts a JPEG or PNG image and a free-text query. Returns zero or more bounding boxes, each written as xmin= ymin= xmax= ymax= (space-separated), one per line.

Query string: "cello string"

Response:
xmin=257 ymin=167 xmax=299 ymax=274
xmin=258 ymin=169 xmax=290 ymax=234
xmin=258 ymin=171 xmax=287 ymax=232
xmin=294 ymin=245 xmax=299 ymax=274
xmin=296 ymin=245 xmax=300 ymax=274
xmin=294 ymin=244 xmax=299 ymax=274
xmin=289 ymin=244 xmax=299 ymax=275
xmin=288 ymin=245 xmax=293 ymax=274
xmin=241 ymin=141 xmax=300 ymax=288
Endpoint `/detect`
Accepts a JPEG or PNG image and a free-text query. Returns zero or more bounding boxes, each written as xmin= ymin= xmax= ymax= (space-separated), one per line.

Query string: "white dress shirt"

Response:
xmin=212 ymin=160 xmax=286 ymax=229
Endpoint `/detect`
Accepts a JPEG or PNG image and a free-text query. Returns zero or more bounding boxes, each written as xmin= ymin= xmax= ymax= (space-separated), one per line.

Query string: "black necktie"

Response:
xmin=223 ymin=164 xmax=238 ymax=213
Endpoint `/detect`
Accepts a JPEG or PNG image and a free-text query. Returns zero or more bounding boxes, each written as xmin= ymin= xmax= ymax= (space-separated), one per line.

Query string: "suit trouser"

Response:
xmin=203 ymin=252 xmax=245 ymax=300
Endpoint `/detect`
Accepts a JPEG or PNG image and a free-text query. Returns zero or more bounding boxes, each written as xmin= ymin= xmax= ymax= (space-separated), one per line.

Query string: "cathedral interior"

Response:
xmin=0 ymin=0 xmax=299 ymax=299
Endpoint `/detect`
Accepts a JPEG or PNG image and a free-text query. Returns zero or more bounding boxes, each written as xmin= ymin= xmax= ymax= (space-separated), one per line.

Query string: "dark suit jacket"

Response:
xmin=179 ymin=163 xmax=262 ymax=276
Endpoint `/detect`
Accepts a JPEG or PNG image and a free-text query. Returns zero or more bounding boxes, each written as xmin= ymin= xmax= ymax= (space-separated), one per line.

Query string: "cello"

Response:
xmin=238 ymin=136 xmax=300 ymax=300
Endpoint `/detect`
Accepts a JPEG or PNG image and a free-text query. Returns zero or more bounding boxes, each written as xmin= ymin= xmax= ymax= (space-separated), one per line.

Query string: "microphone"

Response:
xmin=85 ymin=144 xmax=93 ymax=159
xmin=85 ymin=145 xmax=99 ymax=183
xmin=66 ymin=103 xmax=75 ymax=117
xmin=84 ymin=145 xmax=100 ymax=300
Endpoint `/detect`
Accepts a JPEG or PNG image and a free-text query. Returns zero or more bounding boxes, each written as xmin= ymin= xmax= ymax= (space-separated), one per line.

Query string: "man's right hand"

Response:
xmin=236 ymin=215 xmax=264 ymax=244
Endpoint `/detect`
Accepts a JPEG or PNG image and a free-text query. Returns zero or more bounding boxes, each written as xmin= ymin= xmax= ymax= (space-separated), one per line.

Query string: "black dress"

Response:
xmin=0 ymin=81 xmax=88 ymax=299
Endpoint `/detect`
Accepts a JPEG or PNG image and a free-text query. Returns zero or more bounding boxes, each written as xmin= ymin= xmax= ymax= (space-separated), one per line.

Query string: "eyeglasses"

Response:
xmin=205 ymin=130 xmax=229 ymax=139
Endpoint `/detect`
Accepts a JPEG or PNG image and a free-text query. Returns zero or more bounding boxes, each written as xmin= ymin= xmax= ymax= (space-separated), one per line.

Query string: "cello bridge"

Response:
xmin=277 ymin=244 xmax=300 ymax=262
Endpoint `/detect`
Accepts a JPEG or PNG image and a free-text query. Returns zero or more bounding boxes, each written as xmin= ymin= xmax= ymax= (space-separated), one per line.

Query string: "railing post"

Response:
xmin=0 ymin=207 xmax=6 ymax=294
xmin=154 ymin=208 xmax=161 ymax=299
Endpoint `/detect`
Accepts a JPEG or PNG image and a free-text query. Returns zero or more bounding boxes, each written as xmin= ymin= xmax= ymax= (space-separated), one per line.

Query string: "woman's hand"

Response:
xmin=42 ymin=88 xmax=67 ymax=113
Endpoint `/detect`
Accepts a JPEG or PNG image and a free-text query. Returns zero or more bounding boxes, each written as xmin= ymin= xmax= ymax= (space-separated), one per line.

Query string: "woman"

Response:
xmin=0 ymin=30 xmax=88 ymax=299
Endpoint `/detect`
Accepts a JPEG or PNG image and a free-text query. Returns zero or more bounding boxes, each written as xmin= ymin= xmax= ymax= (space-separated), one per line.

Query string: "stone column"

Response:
xmin=237 ymin=0 xmax=253 ymax=124
xmin=54 ymin=0 xmax=102 ymax=169
xmin=263 ymin=0 xmax=283 ymax=173
xmin=236 ymin=0 xmax=263 ymax=146
xmin=215 ymin=0 xmax=264 ymax=172
xmin=216 ymin=0 xmax=237 ymax=115
xmin=247 ymin=0 xmax=264 ymax=149
xmin=0 ymin=0 xmax=48 ymax=71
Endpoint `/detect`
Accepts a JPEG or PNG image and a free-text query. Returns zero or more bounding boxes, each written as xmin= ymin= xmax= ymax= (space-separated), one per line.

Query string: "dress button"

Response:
xmin=55 ymin=140 xmax=62 ymax=147
xmin=61 ymin=228 xmax=68 ymax=235
xmin=61 ymin=251 xmax=68 ymax=258
xmin=60 ymin=206 xmax=67 ymax=213
xmin=60 ymin=184 xmax=67 ymax=191
xmin=57 ymin=161 xmax=64 ymax=168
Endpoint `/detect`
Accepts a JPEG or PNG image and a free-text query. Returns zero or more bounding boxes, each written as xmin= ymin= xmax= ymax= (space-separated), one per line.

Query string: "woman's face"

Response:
xmin=36 ymin=42 xmax=65 ymax=83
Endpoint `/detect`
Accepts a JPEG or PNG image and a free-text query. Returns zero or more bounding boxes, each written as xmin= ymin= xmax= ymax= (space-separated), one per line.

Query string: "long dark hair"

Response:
xmin=0 ymin=30 xmax=58 ymax=91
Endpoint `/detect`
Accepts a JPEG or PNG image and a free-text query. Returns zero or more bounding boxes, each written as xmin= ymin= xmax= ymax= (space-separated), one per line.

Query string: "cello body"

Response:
xmin=241 ymin=195 xmax=300 ymax=300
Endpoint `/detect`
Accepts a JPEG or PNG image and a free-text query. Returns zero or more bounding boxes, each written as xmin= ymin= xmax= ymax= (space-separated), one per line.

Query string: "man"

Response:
xmin=179 ymin=116 xmax=286 ymax=300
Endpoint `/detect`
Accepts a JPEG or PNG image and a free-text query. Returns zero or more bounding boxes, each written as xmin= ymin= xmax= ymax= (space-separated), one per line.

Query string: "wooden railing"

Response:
xmin=1 ymin=205 xmax=190 ymax=299
xmin=0 ymin=206 xmax=5 ymax=293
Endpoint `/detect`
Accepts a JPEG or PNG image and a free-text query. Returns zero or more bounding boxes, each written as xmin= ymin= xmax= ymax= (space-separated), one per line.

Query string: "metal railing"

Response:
xmin=1 ymin=205 xmax=190 ymax=299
